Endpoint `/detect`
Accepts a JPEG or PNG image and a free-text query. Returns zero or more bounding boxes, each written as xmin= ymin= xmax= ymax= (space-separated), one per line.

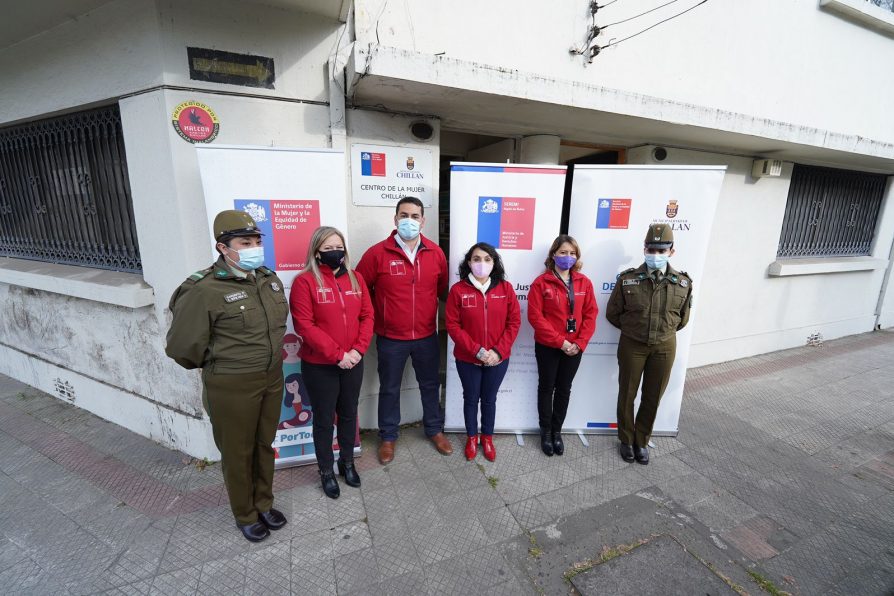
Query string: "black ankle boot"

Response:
xmin=552 ymin=432 xmax=565 ymax=456
xmin=540 ymin=428 xmax=554 ymax=457
xmin=337 ymin=460 xmax=361 ymax=488
xmin=320 ymin=469 xmax=340 ymax=499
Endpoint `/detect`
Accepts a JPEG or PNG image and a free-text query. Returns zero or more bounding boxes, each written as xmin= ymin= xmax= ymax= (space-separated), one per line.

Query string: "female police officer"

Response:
xmin=166 ymin=210 xmax=289 ymax=542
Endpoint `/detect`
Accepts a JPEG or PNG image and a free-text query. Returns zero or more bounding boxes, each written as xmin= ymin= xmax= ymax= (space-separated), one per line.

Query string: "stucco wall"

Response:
xmin=354 ymin=0 xmax=894 ymax=145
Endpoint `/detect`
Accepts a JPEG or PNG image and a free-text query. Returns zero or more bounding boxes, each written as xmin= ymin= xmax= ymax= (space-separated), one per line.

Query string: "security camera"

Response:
xmin=410 ymin=121 xmax=434 ymax=141
xmin=652 ymin=147 xmax=668 ymax=162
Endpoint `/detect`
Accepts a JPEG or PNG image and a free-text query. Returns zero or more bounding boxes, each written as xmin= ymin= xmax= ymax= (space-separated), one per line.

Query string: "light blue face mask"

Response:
xmin=644 ymin=253 xmax=668 ymax=270
xmin=397 ymin=218 xmax=421 ymax=241
xmin=232 ymin=246 xmax=265 ymax=271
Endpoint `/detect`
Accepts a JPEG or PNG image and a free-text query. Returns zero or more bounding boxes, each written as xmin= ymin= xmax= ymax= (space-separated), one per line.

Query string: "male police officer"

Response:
xmin=606 ymin=223 xmax=692 ymax=465
xmin=166 ymin=210 xmax=290 ymax=542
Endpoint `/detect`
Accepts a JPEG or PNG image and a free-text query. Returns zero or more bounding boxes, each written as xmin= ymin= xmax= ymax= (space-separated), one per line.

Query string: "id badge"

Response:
xmin=566 ymin=318 xmax=577 ymax=333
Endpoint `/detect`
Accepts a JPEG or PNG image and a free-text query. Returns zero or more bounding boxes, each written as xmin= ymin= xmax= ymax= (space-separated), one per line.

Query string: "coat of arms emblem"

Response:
xmin=666 ymin=200 xmax=679 ymax=218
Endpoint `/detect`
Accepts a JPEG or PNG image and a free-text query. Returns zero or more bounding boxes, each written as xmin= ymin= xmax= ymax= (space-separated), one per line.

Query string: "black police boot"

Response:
xmin=236 ymin=521 xmax=269 ymax=542
xmin=552 ymin=431 xmax=565 ymax=456
xmin=619 ymin=443 xmax=635 ymax=463
xmin=259 ymin=508 xmax=288 ymax=530
xmin=540 ymin=428 xmax=554 ymax=457
xmin=337 ymin=459 xmax=361 ymax=488
xmin=320 ymin=469 xmax=340 ymax=499
xmin=633 ymin=444 xmax=649 ymax=465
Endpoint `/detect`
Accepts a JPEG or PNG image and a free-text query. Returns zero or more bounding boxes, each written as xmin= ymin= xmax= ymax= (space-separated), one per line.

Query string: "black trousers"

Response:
xmin=534 ymin=342 xmax=583 ymax=433
xmin=301 ymin=361 xmax=364 ymax=470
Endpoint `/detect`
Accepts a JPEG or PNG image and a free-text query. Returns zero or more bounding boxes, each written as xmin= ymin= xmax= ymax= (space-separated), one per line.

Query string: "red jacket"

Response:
xmin=355 ymin=231 xmax=448 ymax=340
xmin=446 ymin=278 xmax=521 ymax=364
xmin=289 ymin=266 xmax=374 ymax=365
xmin=527 ymin=270 xmax=598 ymax=350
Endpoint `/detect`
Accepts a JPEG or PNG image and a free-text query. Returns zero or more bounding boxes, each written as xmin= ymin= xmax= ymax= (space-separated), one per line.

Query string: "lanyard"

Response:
xmin=553 ymin=271 xmax=575 ymax=316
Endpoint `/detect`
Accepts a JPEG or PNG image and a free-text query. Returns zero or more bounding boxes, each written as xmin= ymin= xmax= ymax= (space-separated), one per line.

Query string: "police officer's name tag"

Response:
xmin=224 ymin=291 xmax=249 ymax=303
xmin=623 ymin=279 xmax=640 ymax=286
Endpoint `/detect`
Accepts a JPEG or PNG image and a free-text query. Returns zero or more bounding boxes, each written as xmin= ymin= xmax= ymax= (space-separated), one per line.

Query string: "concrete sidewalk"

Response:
xmin=0 ymin=330 xmax=892 ymax=595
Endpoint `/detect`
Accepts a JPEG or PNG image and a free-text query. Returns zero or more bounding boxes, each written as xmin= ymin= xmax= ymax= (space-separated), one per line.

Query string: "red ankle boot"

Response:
xmin=465 ymin=435 xmax=478 ymax=460
xmin=481 ymin=435 xmax=496 ymax=462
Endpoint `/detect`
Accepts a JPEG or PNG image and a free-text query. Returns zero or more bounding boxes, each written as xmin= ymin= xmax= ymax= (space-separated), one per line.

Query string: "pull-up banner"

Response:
xmin=445 ymin=163 xmax=567 ymax=432
xmin=195 ymin=145 xmax=358 ymax=468
xmin=566 ymin=165 xmax=725 ymax=435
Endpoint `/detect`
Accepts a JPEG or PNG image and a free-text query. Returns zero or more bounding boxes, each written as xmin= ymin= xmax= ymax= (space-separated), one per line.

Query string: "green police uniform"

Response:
xmin=606 ymin=224 xmax=692 ymax=449
xmin=166 ymin=218 xmax=289 ymax=527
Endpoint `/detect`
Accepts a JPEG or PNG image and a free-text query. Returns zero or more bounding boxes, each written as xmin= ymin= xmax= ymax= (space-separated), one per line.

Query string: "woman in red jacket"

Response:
xmin=290 ymin=226 xmax=374 ymax=499
xmin=527 ymin=234 xmax=598 ymax=457
xmin=446 ymin=243 xmax=521 ymax=461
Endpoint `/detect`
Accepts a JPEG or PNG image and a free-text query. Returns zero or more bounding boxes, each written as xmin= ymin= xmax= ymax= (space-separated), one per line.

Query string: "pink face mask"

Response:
xmin=470 ymin=261 xmax=493 ymax=279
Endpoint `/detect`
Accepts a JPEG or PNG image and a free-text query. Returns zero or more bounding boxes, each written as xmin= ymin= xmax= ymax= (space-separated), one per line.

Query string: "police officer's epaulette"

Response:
xmin=615 ymin=268 xmax=637 ymax=280
xmin=258 ymin=266 xmax=274 ymax=275
xmin=187 ymin=267 xmax=213 ymax=283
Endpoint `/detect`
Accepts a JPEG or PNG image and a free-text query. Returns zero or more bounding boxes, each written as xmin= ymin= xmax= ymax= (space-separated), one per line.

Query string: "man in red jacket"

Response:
xmin=356 ymin=197 xmax=451 ymax=463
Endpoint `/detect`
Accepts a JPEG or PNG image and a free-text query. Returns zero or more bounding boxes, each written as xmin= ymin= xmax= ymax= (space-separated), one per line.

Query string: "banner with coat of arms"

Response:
xmin=567 ymin=165 xmax=726 ymax=436
xmin=445 ymin=163 xmax=567 ymax=432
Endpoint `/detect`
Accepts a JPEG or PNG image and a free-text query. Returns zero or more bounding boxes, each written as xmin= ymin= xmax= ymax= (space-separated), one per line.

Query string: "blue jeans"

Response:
xmin=456 ymin=359 xmax=509 ymax=436
xmin=377 ymin=333 xmax=443 ymax=440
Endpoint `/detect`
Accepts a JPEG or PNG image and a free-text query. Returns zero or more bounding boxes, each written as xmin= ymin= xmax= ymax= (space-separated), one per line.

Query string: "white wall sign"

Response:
xmin=350 ymin=143 xmax=433 ymax=207
xmin=566 ymin=165 xmax=725 ymax=435
xmin=195 ymin=145 xmax=357 ymax=468
xmin=445 ymin=163 xmax=567 ymax=432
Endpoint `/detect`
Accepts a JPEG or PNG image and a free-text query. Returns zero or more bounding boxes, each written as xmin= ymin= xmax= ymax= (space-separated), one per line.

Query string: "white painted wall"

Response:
xmin=626 ymin=146 xmax=894 ymax=366
xmin=0 ymin=0 xmax=339 ymax=126
xmin=354 ymin=0 xmax=894 ymax=145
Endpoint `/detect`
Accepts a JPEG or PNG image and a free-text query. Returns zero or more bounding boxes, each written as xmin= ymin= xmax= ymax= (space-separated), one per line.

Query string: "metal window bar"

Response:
xmin=777 ymin=164 xmax=886 ymax=258
xmin=0 ymin=105 xmax=141 ymax=272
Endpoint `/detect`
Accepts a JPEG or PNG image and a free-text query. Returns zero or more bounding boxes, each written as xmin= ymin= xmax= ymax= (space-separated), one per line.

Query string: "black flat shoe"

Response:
xmin=552 ymin=432 xmax=565 ymax=456
xmin=259 ymin=508 xmax=287 ymax=530
xmin=634 ymin=444 xmax=649 ymax=465
xmin=337 ymin=460 xmax=361 ymax=488
xmin=619 ymin=443 xmax=635 ymax=463
xmin=540 ymin=429 xmax=554 ymax=457
xmin=237 ymin=521 xmax=269 ymax=542
xmin=320 ymin=470 xmax=340 ymax=499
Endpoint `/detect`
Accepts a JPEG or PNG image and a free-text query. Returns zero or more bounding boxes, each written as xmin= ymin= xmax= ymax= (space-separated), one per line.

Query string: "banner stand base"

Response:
xmin=515 ymin=432 xmax=525 ymax=446
xmin=577 ymin=431 xmax=589 ymax=447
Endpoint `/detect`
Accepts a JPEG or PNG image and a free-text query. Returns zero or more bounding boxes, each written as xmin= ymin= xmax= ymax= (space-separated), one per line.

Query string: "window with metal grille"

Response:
xmin=777 ymin=164 xmax=886 ymax=259
xmin=0 ymin=105 xmax=141 ymax=273
xmin=868 ymin=0 xmax=894 ymax=13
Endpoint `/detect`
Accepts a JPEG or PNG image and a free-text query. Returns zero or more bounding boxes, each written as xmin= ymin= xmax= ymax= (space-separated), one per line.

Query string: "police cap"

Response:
xmin=644 ymin=223 xmax=673 ymax=249
xmin=213 ymin=210 xmax=263 ymax=241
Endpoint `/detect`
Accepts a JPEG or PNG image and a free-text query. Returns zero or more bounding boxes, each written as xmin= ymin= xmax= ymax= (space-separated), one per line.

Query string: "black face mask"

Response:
xmin=318 ymin=250 xmax=345 ymax=269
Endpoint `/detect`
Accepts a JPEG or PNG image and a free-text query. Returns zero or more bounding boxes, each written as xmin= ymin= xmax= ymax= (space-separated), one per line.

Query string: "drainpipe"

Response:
xmin=328 ymin=4 xmax=354 ymax=152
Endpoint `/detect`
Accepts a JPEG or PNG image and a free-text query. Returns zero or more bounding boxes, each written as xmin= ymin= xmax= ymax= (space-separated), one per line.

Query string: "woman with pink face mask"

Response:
xmin=446 ymin=242 xmax=521 ymax=462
